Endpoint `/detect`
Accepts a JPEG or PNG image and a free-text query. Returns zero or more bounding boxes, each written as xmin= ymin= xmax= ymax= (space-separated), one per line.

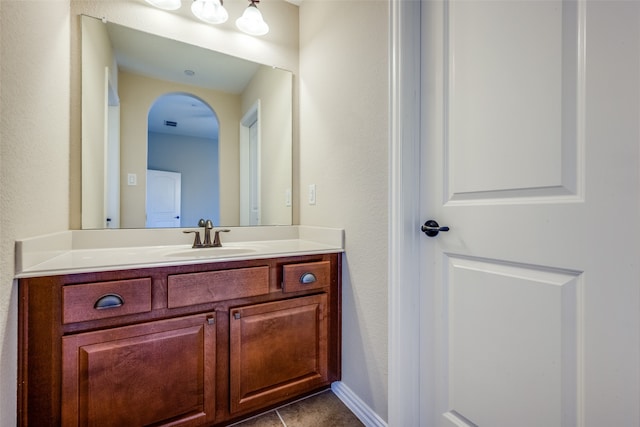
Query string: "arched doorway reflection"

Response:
xmin=146 ymin=92 xmax=220 ymax=228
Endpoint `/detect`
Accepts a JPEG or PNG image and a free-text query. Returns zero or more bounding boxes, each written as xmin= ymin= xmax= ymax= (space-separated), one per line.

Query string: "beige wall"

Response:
xmin=0 ymin=0 xmax=71 ymax=423
xmin=81 ymin=15 xmax=113 ymax=229
xmin=299 ymin=0 xmax=390 ymax=420
xmin=0 ymin=0 xmax=299 ymax=422
xmin=242 ymin=66 xmax=293 ymax=225
xmin=118 ymin=71 xmax=241 ymax=227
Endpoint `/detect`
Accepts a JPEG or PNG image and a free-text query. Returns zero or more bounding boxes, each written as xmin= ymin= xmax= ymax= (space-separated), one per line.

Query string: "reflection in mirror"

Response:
xmin=81 ymin=15 xmax=292 ymax=229
xmin=147 ymin=93 xmax=220 ymax=228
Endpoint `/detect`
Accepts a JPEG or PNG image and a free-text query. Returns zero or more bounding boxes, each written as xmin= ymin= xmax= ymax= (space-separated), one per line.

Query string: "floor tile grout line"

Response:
xmin=227 ymin=389 xmax=338 ymax=426
xmin=275 ymin=409 xmax=287 ymax=427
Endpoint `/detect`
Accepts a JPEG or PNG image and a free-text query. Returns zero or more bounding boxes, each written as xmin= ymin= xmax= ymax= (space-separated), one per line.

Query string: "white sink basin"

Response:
xmin=166 ymin=247 xmax=257 ymax=258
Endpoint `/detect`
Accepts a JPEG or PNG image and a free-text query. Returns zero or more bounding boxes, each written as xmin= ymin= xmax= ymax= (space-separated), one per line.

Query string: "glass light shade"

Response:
xmin=235 ymin=3 xmax=269 ymax=36
xmin=145 ymin=0 xmax=182 ymax=10
xmin=191 ymin=0 xmax=228 ymax=24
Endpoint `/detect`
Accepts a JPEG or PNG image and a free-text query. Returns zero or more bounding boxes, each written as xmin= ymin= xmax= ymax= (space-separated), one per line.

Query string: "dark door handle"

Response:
xmin=421 ymin=220 xmax=449 ymax=237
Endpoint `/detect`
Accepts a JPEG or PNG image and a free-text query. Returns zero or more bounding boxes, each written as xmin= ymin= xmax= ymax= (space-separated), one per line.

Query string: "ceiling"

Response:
xmin=106 ymin=22 xmax=261 ymax=93
xmin=106 ymin=22 xmax=261 ymax=139
xmin=147 ymin=93 xmax=219 ymax=139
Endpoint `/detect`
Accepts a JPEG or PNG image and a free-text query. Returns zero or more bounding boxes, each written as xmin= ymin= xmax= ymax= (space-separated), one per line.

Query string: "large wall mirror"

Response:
xmin=81 ymin=15 xmax=293 ymax=229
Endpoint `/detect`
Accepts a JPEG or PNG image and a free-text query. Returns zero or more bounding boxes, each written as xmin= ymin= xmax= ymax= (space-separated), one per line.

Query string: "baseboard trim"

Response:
xmin=331 ymin=382 xmax=387 ymax=427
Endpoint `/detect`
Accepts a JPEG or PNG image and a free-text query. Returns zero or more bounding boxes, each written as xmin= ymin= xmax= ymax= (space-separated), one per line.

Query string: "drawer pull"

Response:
xmin=300 ymin=273 xmax=317 ymax=284
xmin=94 ymin=294 xmax=124 ymax=310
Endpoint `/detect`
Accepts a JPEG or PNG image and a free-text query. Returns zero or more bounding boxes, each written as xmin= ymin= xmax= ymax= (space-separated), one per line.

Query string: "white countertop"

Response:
xmin=15 ymin=226 xmax=344 ymax=278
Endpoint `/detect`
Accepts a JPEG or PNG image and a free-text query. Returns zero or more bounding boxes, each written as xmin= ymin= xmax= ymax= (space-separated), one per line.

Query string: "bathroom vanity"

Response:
xmin=16 ymin=227 xmax=343 ymax=426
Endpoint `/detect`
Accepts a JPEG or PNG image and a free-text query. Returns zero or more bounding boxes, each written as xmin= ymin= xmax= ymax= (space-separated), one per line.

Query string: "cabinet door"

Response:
xmin=230 ymin=294 xmax=328 ymax=414
xmin=62 ymin=313 xmax=216 ymax=427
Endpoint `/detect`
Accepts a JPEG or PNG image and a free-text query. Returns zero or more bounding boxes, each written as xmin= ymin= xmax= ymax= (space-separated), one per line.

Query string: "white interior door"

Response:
xmin=420 ymin=1 xmax=640 ymax=426
xmin=146 ymin=169 xmax=181 ymax=228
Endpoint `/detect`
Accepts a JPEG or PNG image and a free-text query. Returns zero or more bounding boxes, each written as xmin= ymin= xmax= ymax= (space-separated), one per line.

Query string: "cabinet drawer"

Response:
xmin=282 ymin=261 xmax=330 ymax=293
xmin=168 ymin=266 xmax=270 ymax=308
xmin=62 ymin=278 xmax=152 ymax=324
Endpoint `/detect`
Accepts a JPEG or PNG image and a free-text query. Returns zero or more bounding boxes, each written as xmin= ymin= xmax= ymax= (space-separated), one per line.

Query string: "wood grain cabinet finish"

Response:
xmin=167 ymin=266 xmax=269 ymax=308
xmin=281 ymin=261 xmax=330 ymax=293
xmin=62 ymin=278 xmax=152 ymax=324
xmin=62 ymin=313 xmax=216 ymax=427
xmin=230 ymin=294 xmax=328 ymax=414
xmin=18 ymin=253 xmax=341 ymax=427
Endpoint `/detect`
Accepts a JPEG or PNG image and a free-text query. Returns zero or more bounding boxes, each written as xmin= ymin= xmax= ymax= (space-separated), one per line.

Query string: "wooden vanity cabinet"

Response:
xmin=229 ymin=293 xmax=328 ymax=414
xmin=18 ymin=253 xmax=341 ymax=427
xmin=61 ymin=313 xmax=217 ymax=427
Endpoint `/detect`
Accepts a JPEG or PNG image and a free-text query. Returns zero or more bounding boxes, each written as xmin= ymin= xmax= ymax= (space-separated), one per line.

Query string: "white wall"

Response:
xmin=300 ymin=0 xmax=390 ymax=421
xmin=0 ymin=1 xmax=71 ymax=423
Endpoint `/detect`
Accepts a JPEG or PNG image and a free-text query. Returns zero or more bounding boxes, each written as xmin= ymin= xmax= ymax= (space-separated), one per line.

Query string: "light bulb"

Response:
xmin=145 ymin=0 xmax=182 ymax=11
xmin=236 ymin=2 xmax=269 ymax=36
xmin=191 ymin=0 xmax=228 ymax=24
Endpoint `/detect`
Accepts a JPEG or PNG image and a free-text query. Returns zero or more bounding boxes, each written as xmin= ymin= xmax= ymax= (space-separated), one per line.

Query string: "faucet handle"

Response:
xmin=212 ymin=229 xmax=230 ymax=247
xmin=183 ymin=230 xmax=203 ymax=248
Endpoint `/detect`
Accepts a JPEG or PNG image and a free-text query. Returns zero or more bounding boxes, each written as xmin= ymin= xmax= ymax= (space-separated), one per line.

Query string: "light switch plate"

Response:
xmin=285 ymin=188 xmax=292 ymax=207
xmin=127 ymin=173 xmax=137 ymax=186
xmin=308 ymin=184 xmax=316 ymax=205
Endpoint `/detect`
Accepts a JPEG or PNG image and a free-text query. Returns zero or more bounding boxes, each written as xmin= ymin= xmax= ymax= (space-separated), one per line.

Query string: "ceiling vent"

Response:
xmin=164 ymin=120 xmax=177 ymax=127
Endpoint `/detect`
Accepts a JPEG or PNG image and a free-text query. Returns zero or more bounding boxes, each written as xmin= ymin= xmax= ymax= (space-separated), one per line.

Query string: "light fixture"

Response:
xmin=145 ymin=0 xmax=182 ymax=11
xmin=146 ymin=0 xmax=270 ymax=37
xmin=236 ymin=0 xmax=269 ymax=36
xmin=191 ymin=0 xmax=228 ymax=24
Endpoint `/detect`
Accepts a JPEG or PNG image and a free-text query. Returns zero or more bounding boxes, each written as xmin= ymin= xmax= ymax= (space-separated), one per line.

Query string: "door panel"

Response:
xmin=445 ymin=257 xmax=579 ymax=426
xmin=146 ymin=169 xmax=181 ymax=228
xmin=447 ymin=1 xmax=580 ymax=200
xmin=229 ymin=294 xmax=328 ymax=414
xmin=422 ymin=1 xmax=640 ymax=426
xmin=62 ymin=313 xmax=216 ymax=427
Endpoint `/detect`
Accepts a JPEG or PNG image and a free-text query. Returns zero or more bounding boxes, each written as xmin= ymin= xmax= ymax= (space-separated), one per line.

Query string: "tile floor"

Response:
xmin=229 ymin=390 xmax=365 ymax=427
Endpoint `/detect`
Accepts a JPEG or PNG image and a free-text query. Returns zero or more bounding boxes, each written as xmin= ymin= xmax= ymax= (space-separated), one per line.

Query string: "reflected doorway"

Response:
xmin=146 ymin=170 xmax=181 ymax=227
xmin=240 ymin=100 xmax=261 ymax=226
xmin=147 ymin=93 xmax=220 ymax=228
